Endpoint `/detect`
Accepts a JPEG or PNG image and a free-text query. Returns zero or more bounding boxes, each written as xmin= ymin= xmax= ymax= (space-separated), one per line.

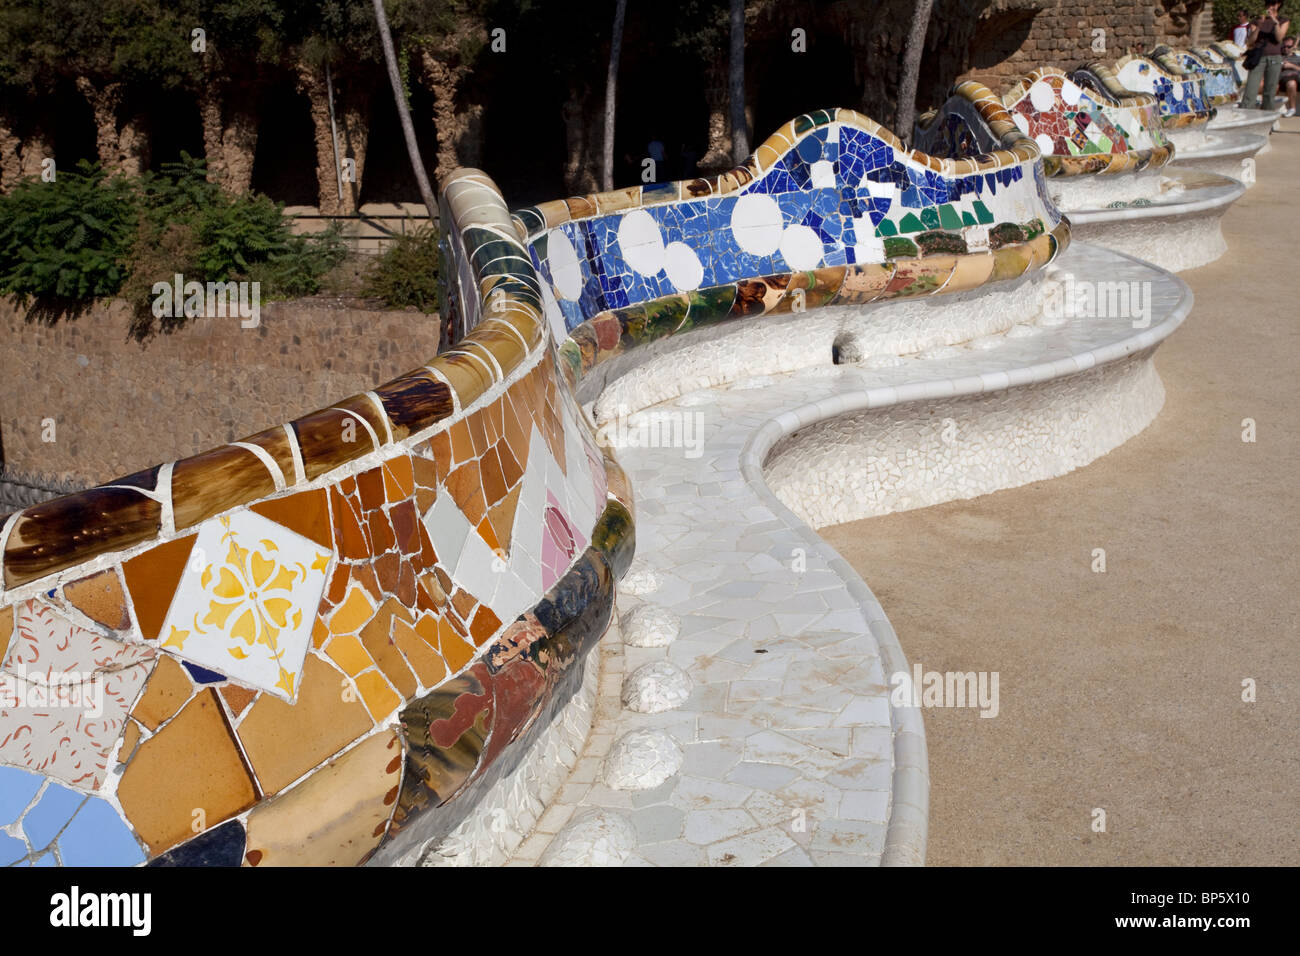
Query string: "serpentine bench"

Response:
xmin=1104 ymin=54 xmax=1266 ymax=183
xmin=0 ymin=104 xmax=1066 ymax=867
xmin=916 ymin=71 xmax=1243 ymax=273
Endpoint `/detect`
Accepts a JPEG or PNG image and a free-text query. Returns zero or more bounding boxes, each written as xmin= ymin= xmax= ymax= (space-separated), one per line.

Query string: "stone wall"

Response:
xmin=959 ymin=0 xmax=1209 ymax=89
xmin=0 ymin=297 xmax=441 ymax=497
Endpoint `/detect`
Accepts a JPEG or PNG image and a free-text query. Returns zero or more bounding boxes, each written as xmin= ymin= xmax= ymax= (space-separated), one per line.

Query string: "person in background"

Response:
xmin=1241 ymin=2 xmax=1292 ymax=110
xmin=1234 ymin=9 xmax=1252 ymax=47
xmin=1279 ymin=33 xmax=1300 ymax=114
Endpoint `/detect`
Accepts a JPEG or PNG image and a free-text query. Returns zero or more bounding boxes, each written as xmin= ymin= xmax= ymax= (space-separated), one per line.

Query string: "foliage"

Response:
xmin=1212 ymin=0 xmax=1250 ymax=40
xmin=361 ymin=225 xmax=440 ymax=312
xmin=0 ymin=154 xmax=350 ymax=331
xmin=0 ymin=162 xmax=136 ymax=318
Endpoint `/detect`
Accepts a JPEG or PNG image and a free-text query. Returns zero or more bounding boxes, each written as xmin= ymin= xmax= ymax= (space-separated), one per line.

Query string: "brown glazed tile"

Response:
xmin=374 ymin=552 xmax=400 ymax=593
xmin=326 ymin=634 xmax=372 ymax=676
xmin=353 ymin=563 xmax=382 ymax=602
xmin=438 ymin=616 xmax=476 ymax=672
xmin=4 ymin=488 xmax=163 ymax=588
xmin=242 ymin=730 xmax=401 ymax=866
xmin=368 ymin=511 xmax=396 ymax=554
xmin=358 ymin=599 xmax=417 ymax=699
xmin=330 ymin=488 xmax=369 ymax=560
xmin=383 ymin=454 xmax=415 ymax=500
xmin=220 ymin=683 xmax=258 ymax=718
xmin=392 ymin=618 xmax=447 ymax=688
xmin=390 ymin=500 xmax=420 ymax=555
xmin=487 ymin=485 xmax=522 ymax=554
xmin=446 ymin=421 xmax=473 ymax=468
xmin=468 ymin=605 xmax=503 ymax=647
xmin=432 ymin=353 xmax=492 ymax=411
xmin=325 ymin=563 xmax=349 ymax=607
xmin=373 ymin=370 xmax=454 ymax=439
xmin=333 ymin=393 xmax=391 ymax=445
xmin=356 ymin=467 xmax=386 ymax=513
xmin=236 ymin=653 xmax=373 ymax=795
xmin=0 ymin=605 xmax=12 ymax=659
xmin=122 ymin=534 xmax=198 ymax=642
xmin=117 ymin=689 xmax=257 ymax=853
xmin=62 ymin=569 xmax=130 ymax=631
xmin=132 ymin=654 xmax=197 ymax=731
xmin=395 ymin=564 xmax=416 ymax=608
xmin=480 ymin=446 xmax=508 ymax=507
xmin=292 ymin=408 xmax=376 ymax=482
xmin=250 ymin=489 xmax=333 ymax=549
xmin=330 ymin=585 xmax=376 ymax=635
xmin=117 ymin=719 xmax=142 ymax=765
xmin=444 ymin=461 xmax=488 ymax=526
xmin=411 ymin=454 xmax=438 ymax=491
xmin=353 ymin=670 xmax=401 ymax=722
xmin=171 ymin=445 xmax=278 ymax=531
xmin=235 ymin=425 xmax=299 ymax=484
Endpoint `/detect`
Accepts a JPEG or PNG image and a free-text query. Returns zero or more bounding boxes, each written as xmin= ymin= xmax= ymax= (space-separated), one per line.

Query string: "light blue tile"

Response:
xmin=22 ymin=783 xmax=84 ymax=850
xmin=58 ymin=798 xmax=147 ymax=867
xmin=0 ymin=766 xmax=44 ymax=825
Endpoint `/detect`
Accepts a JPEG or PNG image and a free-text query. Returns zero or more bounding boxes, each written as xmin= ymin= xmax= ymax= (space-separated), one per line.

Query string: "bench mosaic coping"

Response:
xmin=944 ymin=67 xmax=1175 ymax=177
xmin=1108 ymin=54 xmax=1217 ymax=129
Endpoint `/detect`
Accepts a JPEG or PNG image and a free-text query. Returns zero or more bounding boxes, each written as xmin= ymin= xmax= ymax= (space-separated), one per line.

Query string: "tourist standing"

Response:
xmin=1241 ymin=2 xmax=1292 ymax=110
xmin=1233 ymin=9 xmax=1251 ymax=47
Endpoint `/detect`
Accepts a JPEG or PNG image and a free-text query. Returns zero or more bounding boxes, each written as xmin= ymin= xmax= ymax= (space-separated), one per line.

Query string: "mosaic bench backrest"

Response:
xmin=0 ymin=167 xmax=633 ymax=866
xmin=970 ymin=67 xmax=1172 ymax=177
xmin=1111 ymin=53 xmax=1216 ymax=129
xmin=510 ymin=101 xmax=1068 ymax=383
xmin=1209 ymin=41 xmax=1249 ymax=84
xmin=1153 ymin=46 xmax=1238 ymax=106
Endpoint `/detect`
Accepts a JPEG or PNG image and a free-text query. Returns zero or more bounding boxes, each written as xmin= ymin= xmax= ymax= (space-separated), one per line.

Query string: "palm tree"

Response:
xmin=602 ymin=0 xmax=628 ymax=191
xmin=371 ymin=0 xmax=437 ymax=217
xmin=895 ymin=0 xmax=935 ymax=143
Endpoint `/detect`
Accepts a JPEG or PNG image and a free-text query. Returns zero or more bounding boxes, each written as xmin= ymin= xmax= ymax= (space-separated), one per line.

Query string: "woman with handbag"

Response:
xmin=1241 ymin=2 xmax=1292 ymax=110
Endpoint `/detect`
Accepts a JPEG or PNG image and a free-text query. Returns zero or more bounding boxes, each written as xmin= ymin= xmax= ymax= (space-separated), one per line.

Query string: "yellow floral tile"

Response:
xmin=154 ymin=511 xmax=332 ymax=702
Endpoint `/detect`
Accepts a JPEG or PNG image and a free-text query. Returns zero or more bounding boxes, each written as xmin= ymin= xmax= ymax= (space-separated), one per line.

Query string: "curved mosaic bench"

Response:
xmin=1154 ymin=46 xmax=1238 ymax=106
xmin=1210 ymin=40 xmax=1249 ymax=84
xmin=0 ymin=170 xmax=634 ymax=866
xmin=917 ymin=71 xmax=1242 ymax=273
xmin=0 ymin=103 xmax=1071 ymax=867
xmin=1084 ymin=57 xmax=1265 ymax=185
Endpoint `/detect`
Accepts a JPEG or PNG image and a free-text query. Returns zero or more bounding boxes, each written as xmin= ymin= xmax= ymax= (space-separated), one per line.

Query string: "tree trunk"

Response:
xmin=297 ymin=62 xmax=372 ymax=215
xmin=372 ymin=0 xmax=437 ymax=217
xmin=419 ymin=49 xmax=470 ymax=185
xmin=602 ymin=0 xmax=627 ymax=191
xmin=74 ymin=78 xmax=147 ymax=174
xmin=18 ymin=128 xmax=51 ymax=179
xmin=895 ymin=0 xmax=935 ymax=142
xmin=0 ymin=114 xmax=21 ymax=191
xmin=562 ymin=88 xmax=598 ymax=195
xmin=699 ymin=58 xmax=733 ymax=171
xmin=729 ymin=0 xmax=748 ymax=163
xmin=199 ymin=82 xmax=258 ymax=194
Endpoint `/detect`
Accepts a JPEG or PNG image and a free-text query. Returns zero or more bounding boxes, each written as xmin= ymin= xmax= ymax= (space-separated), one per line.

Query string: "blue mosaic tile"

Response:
xmin=58 ymin=798 xmax=147 ymax=867
xmin=22 ymin=783 xmax=84 ymax=850
xmin=0 ymin=766 xmax=43 ymax=824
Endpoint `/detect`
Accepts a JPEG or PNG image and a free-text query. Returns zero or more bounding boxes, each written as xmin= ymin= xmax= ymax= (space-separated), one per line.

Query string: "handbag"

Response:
xmin=1245 ymin=44 xmax=1265 ymax=69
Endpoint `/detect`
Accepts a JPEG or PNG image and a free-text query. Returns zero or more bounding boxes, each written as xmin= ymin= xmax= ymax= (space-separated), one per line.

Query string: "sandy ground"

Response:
xmin=820 ymin=121 xmax=1300 ymax=866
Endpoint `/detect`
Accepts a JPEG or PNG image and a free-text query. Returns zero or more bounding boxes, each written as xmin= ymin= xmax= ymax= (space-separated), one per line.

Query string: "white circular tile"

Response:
xmin=1035 ymin=133 xmax=1057 ymax=155
xmin=617 ymin=208 xmax=666 ymax=275
xmin=663 ymin=241 xmax=704 ymax=290
xmin=730 ymin=194 xmax=783 ymax=256
xmin=1061 ymin=79 xmax=1083 ymax=106
xmin=779 ymin=224 xmax=824 ymax=270
xmin=1029 ymin=80 xmax=1056 ymax=112
xmin=1013 ymin=112 xmax=1031 ymax=136
xmin=547 ymin=229 xmax=584 ymax=300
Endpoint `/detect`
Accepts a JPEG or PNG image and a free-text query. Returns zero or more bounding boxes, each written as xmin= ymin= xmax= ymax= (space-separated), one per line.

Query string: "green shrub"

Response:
xmin=0 ymin=153 xmax=354 ymax=332
xmin=0 ymin=161 xmax=137 ymax=319
xmin=361 ymin=225 xmax=440 ymax=313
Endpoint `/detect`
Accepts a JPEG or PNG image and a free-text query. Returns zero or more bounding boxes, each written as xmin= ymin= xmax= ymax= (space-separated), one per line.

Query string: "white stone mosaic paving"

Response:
xmin=506 ymin=243 xmax=1191 ymax=867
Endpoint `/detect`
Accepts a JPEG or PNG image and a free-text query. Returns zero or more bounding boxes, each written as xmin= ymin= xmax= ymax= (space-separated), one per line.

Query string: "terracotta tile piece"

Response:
xmin=235 ymin=654 xmax=374 ymax=795
xmin=243 ymin=730 xmax=401 ymax=866
xmin=122 ymin=534 xmax=198 ymax=642
xmin=63 ymin=569 xmax=130 ymax=630
xmin=116 ymin=689 xmax=257 ymax=854
xmin=132 ymin=655 xmax=196 ymax=731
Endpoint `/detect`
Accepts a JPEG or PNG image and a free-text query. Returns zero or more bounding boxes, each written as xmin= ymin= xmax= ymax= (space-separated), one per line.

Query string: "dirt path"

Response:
xmin=820 ymin=122 xmax=1300 ymax=866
